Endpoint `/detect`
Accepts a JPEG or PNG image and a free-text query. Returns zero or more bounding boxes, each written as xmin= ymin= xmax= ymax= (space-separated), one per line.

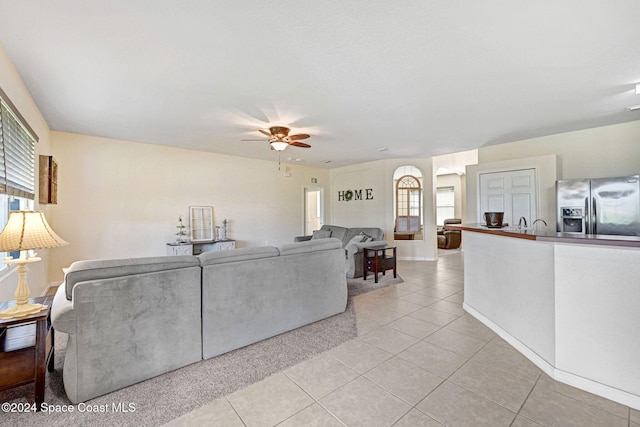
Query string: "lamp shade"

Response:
xmin=0 ymin=211 xmax=68 ymax=252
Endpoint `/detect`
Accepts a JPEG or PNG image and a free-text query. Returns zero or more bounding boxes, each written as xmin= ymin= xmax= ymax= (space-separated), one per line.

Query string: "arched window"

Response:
xmin=394 ymin=166 xmax=423 ymax=240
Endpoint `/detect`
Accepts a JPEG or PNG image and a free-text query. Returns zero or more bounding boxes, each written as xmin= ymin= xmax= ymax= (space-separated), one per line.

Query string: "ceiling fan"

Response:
xmin=244 ymin=126 xmax=311 ymax=151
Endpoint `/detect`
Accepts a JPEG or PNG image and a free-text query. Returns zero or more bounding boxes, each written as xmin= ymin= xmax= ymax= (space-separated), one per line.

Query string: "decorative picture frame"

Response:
xmin=39 ymin=155 xmax=58 ymax=204
xmin=190 ymin=206 xmax=213 ymax=242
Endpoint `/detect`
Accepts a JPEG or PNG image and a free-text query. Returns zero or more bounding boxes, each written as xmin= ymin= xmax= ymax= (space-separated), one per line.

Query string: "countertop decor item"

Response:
xmin=175 ymin=216 xmax=189 ymax=243
xmin=0 ymin=211 xmax=68 ymax=319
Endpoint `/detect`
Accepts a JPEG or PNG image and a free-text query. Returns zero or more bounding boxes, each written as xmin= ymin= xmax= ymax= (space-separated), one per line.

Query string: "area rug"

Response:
xmin=1 ymin=274 xmax=402 ymax=427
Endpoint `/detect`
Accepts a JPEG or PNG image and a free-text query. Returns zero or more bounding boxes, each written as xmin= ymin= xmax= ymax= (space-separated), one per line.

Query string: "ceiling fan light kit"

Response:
xmin=251 ymin=126 xmax=312 ymax=152
xmin=270 ymin=140 xmax=289 ymax=151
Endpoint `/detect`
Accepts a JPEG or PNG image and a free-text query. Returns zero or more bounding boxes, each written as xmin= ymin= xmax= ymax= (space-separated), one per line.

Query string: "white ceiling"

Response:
xmin=1 ymin=1 xmax=639 ymax=168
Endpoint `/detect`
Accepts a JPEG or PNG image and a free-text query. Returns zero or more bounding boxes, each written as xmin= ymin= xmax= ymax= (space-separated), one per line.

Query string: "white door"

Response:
xmin=304 ymin=187 xmax=323 ymax=235
xmin=479 ymin=169 xmax=537 ymax=226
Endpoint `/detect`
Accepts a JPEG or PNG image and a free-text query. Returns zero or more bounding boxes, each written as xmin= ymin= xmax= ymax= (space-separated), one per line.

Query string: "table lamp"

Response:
xmin=0 ymin=210 xmax=68 ymax=319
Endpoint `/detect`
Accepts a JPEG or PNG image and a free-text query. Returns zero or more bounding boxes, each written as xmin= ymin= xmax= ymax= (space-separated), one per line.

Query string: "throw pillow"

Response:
xmin=311 ymin=230 xmax=332 ymax=240
xmin=346 ymin=235 xmax=365 ymax=246
xmin=358 ymin=232 xmax=373 ymax=242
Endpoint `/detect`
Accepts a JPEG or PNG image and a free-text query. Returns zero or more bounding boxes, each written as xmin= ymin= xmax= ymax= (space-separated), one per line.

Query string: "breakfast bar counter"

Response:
xmin=448 ymin=223 xmax=640 ymax=247
xmin=451 ymin=224 xmax=640 ymax=409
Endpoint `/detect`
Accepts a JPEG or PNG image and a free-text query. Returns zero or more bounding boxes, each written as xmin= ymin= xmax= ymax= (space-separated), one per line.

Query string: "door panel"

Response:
xmin=487 ymin=194 xmax=505 ymax=212
xmin=480 ymin=169 xmax=537 ymax=226
xmin=487 ymin=177 xmax=505 ymax=190
xmin=512 ymin=193 xmax=533 ymax=225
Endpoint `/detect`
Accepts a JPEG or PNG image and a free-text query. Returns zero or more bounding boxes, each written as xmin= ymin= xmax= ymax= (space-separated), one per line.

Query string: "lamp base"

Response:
xmin=0 ymin=302 xmax=47 ymax=319
xmin=0 ymin=253 xmax=44 ymax=320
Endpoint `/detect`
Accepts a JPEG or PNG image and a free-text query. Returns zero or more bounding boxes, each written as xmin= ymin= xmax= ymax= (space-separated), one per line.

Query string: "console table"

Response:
xmin=0 ymin=295 xmax=54 ymax=410
xmin=364 ymin=246 xmax=397 ymax=283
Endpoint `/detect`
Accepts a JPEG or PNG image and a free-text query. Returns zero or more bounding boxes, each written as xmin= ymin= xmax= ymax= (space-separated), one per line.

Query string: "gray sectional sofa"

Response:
xmin=294 ymin=225 xmax=387 ymax=278
xmin=51 ymin=238 xmax=347 ymax=404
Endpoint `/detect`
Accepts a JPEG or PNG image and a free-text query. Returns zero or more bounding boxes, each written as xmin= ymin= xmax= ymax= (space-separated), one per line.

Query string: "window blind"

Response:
xmin=0 ymin=96 xmax=37 ymax=199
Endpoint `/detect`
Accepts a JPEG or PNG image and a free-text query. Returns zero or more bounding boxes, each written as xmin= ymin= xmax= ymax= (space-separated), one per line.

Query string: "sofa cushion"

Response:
xmin=199 ymin=246 xmax=279 ymax=266
xmin=318 ymin=225 xmax=348 ymax=244
xmin=278 ymin=238 xmax=342 ymax=256
xmin=64 ymin=255 xmax=199 ymax=300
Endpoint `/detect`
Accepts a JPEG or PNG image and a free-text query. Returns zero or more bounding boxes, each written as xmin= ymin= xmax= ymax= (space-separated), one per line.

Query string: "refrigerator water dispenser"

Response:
xmin=561 ymin=207 xmax=584 ymax=233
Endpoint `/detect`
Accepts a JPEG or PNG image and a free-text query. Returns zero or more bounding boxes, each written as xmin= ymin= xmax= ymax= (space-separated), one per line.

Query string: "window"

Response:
xmin=0 ymin=87 xmax=38 ymax=267
xmin=393 ymin=166 xmax=424 ymax=240
xmin=436 ymin=186 xmax=455 ymax=226
xmin=396 ymin=175 xmax=422 ymax=233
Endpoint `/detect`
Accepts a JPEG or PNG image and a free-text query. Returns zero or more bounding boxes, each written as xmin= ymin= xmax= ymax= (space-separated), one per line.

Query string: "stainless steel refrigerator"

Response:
xmin=556 ymin=175 xmax=640 ymax=236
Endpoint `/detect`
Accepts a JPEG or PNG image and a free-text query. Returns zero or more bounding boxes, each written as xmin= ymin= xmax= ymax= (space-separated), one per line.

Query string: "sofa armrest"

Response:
xmin=293 ymin=235 xmax=312 ymax=242
xmin=51 ymin=284 xmax=76 ymax=334
xmin=345 ymin=240 xmax=389 ymax=256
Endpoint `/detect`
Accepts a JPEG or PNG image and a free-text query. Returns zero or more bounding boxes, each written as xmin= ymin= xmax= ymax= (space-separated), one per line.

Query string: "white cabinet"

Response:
xmin=214 ymin=240 xmax=235 ymax=251
xmin=167 ymin=240 xmax=235 ymax=255
xmin=192 ymin=240 xmax=236 ymax=255
xmin=166 ymin=244 xmax=193 ymax=256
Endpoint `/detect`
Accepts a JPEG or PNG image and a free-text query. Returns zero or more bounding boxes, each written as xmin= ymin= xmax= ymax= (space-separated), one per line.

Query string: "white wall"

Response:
xmin=466 ymin=120 xmax=640 ymax=227
xmin=0 ymin=44 xmax=54 ymax=300
xmin=478 ymin=120 xmax=640 ymax=180
xmin=48 ymin=131 xmax=330 ymax=282
xmin=330 ymin=158 xmax=437 ymax=261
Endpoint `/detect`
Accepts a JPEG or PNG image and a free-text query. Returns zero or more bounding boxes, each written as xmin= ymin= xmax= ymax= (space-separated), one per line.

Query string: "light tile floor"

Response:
xmin=165 ymin=253 xmax=640 ymax=427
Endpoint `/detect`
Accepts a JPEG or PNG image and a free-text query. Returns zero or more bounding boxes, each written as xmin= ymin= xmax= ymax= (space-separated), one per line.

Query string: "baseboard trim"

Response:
xmin=463 ymin=302 xmax=640 ymax=410
xmin=44 ymin=281 xmax=63 ymax=297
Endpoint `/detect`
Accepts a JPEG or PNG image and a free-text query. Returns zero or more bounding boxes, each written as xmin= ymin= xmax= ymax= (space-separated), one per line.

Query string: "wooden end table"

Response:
xmin=364 ymin=246 xmax=397 ymax=283
xmin=0 ymin=295 xmax=54 ymax=410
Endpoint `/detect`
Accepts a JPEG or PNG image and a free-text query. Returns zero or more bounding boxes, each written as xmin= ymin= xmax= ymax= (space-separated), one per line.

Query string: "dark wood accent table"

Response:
xmin=0 ymin=295 xmax=54 ymax=410
xmin=364 ymin=246 xmax=397 ymax=283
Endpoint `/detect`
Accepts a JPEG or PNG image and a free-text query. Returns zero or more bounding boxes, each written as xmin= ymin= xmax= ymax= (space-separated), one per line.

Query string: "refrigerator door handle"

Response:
xmin=584 ymin=197 xmax=590 ymax=234
xmin=592 ymin=197 xmax=597 ymax=235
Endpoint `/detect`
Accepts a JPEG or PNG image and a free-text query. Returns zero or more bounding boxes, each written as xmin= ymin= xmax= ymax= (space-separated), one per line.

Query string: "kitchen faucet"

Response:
xmin=518 ymin=216 xmax=527 ymax=229
xmin=532 ymin=219 xmax=548 ymax=227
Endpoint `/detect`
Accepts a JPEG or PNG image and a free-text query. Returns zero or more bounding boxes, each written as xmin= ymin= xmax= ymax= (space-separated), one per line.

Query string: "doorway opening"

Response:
xmin=304 ymin=187 xmax=324 ymax=235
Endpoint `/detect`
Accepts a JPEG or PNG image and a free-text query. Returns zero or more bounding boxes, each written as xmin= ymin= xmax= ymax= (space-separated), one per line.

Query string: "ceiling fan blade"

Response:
xmin=258 ymin=129 xmax=272 ymax=137
xmin=289 ymin=141 xmax=311 ymax=148
xmin=289 ymin=134 xmax=310 ymax=141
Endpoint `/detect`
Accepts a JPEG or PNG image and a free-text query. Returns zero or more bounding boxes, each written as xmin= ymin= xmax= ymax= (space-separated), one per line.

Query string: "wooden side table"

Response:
xmin=0 ymin=295 xmax=54 ymax=410
xmin=364 ymin=246 xmax=397 ymax=283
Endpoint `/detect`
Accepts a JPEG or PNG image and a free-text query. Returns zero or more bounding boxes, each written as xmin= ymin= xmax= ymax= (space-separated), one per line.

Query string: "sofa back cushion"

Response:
xmin=311 ymin=230 xmax=332 ymax=240
xmin=64 ymin=255 xmax=200 ymax=300
xmin=278 ymin=238 xmax=342 ymax=256
xmin=319 ymin=225 xmax=348 ymax=244
xmin=199 ymin=246 xmax=279 ymax=266
xmin=343 ymin=228 xmax=384 ymax=245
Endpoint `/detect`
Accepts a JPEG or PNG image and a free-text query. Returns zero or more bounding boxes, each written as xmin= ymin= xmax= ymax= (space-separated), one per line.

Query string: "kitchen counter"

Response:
xmin=448 ymin=223 xmax=640 ymax=247
xmin=456 ymin=225 xmax=640 ymax=410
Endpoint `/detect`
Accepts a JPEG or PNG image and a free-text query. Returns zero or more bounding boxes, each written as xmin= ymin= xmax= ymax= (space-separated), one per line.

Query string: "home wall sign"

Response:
xmin=337 ymin=188 xmax=373 ymax=201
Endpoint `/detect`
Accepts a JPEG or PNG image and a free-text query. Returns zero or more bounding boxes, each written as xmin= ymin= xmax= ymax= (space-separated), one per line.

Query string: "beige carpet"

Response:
xmin=1 ymin=274 xmax=402 ymax=427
